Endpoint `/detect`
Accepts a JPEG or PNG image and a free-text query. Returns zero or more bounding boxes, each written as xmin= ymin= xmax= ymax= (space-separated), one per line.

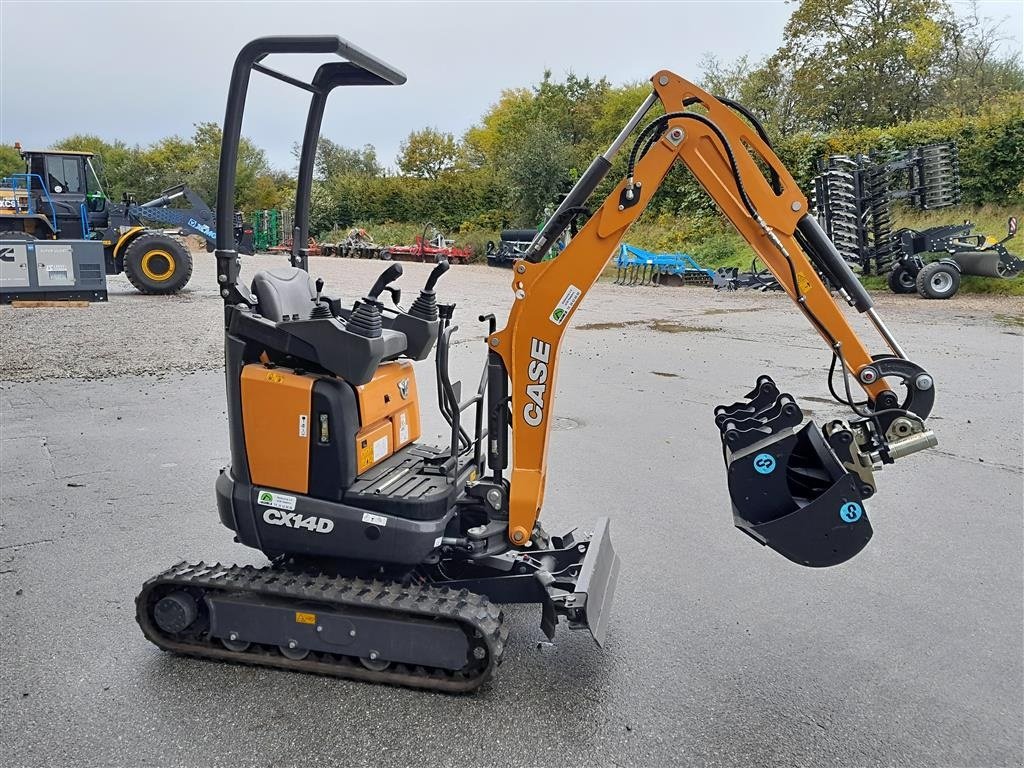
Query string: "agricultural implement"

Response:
xmin=887 ymin=217 xmax=1021 ymax=299
xmin=613 ymin=244 xmax=713 ymax=286
xmin=382 ymin=225 xmax=473 ymax=264
xmin=320 ymin=228 xmax=382 ymax=258
xmin=486 ymin=229 xmax=538 ymax=268
xmin=711 ymin=266 xmax=783 ymax=292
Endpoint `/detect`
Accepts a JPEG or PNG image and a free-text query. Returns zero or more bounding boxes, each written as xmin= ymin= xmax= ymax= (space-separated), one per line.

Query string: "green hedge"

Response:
xmin=307 ymin=102 xmax=1023 ymax=237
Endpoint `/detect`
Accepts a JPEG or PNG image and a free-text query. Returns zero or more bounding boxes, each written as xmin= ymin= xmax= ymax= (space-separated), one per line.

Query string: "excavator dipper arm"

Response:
xmin=490 ymin=72 xmax=937 ymax=563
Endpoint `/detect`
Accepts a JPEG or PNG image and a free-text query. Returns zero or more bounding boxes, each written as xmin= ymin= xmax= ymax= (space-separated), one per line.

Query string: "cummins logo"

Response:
xmin=262 ymin=508 xmax=334 ymax=534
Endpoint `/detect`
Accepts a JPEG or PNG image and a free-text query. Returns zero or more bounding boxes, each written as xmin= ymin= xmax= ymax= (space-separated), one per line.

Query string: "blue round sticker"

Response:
xmin=753 ymin=453 xmax=776 ymax=474
xmin=839 ymin=501 xmax=863 ymax=523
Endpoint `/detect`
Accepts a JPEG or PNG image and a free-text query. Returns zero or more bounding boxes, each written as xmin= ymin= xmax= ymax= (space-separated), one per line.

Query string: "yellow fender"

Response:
xmin=112 ymin=227 xmax=146 ymax=264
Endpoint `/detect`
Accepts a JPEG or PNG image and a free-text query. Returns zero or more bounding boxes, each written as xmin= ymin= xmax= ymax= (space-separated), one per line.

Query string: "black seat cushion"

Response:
xmin=251 ymin=267 xmax=316 ymax=322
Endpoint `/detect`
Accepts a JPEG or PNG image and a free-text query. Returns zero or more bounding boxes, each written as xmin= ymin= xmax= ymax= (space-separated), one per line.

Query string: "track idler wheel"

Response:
xmin=715 ymin=378 xmax=872 ymax=568
xmin=153 ymin=591 xmax=198 ymax=634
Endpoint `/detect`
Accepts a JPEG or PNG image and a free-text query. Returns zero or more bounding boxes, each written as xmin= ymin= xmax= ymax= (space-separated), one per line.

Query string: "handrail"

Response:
xmin=435 ymin=322 xmax=488 ymax=471
xmin=1 ymin=174 xmax=58 ymax=232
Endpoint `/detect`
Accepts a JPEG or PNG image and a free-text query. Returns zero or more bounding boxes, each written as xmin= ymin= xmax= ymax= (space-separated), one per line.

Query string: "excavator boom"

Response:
xmin=491 ymin=71 xmax=937 ymax=561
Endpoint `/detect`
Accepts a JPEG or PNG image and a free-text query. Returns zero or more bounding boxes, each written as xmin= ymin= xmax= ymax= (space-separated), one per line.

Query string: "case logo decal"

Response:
xmin=523 ymin=337 xmax=550 ymax=427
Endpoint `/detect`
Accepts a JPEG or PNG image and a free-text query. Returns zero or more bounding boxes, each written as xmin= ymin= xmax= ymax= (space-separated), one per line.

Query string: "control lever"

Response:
xmin=409 ymin=259 xmax=450 ymax=322
xmin=367 ymin=263 xmax=404 ymax=302
xmin=425 ymin=259 xmax=450 ymax=291
xmin=348 ymin=263 xmax=403 ymax=338
xmin=309 ymin=277 xmax=332 ymax=319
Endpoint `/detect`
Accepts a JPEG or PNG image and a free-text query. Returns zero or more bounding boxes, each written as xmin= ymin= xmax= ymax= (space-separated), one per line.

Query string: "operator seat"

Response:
xmin=249 ymin=265 xmax=409 ymax=368
xmin=251 ymin=267 xmax=317 ymax=322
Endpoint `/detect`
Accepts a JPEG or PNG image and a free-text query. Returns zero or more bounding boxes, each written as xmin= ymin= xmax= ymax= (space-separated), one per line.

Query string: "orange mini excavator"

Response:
xmin=136 ymin=37 xmax=938 ymax=692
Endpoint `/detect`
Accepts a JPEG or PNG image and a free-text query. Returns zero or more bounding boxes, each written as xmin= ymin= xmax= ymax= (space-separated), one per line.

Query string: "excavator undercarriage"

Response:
xmin=135 ymin=37 xmax=937 ymax=692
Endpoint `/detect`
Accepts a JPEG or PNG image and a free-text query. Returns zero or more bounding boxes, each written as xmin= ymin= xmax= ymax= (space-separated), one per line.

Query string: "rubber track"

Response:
xmin=136 ymin=561 xmax=507 ymax=693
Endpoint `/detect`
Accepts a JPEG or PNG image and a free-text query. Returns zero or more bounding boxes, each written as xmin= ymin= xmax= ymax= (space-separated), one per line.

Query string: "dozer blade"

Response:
xmin=715 ymin=379 xmax=873 ymax=568
xmin=573 ymin=516 xmax=620 ymax=646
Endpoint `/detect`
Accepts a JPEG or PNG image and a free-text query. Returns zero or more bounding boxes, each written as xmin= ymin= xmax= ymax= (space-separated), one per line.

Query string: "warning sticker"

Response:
xmin=550 ymin=284 xmax=582 ymax=325
xmin=298 ymin=414 xmax=308 ymax=438
xmin=796 ymin=272 xmax=813 ymax=294
xmin=372 ymin=435 xmax=389 ymax=462
xmin=362 ymin=512 xmax=388 ymax=527
xmin=398 ymin=412 xmax=410 ymax=444
xmin=257 ymin=490 xmax=296 ymax=511
xmin=295 ymin=611 xmax=316 ymax=625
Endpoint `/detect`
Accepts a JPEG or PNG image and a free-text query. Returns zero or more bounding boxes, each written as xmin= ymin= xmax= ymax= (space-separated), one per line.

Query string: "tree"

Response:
xmin=396 ymin=128 xmax=459 ymax=179
xmin=0 ymin=145 xmax=25 ymax=178
xmin=318 ymin=139 xmax=381 ymax=179
xmin=941 ymin=2 xmax=1024 ymax=116
xmin=291 ymin=138 xmax=382 ymax=179
xmin=699 ymin=54 xmax=755 ymax=103
xmin=770 ymin=0 xmax=1024 ymax=131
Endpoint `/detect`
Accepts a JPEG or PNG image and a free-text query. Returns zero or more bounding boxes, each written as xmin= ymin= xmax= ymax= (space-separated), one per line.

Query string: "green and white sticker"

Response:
xmin=550 ymin=284 xmax=581 ymax=325
xmin=257 ymin=490 xmax=296 ymax=511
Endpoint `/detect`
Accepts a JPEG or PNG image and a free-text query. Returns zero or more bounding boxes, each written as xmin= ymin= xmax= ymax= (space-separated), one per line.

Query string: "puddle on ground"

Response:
xmin=576 ymin=319 xmax=719 ymax=334
xmin=551 ymin=416 xmax=582 ymax=431
xmin=994 ymin=313 xmax=1023 ymax=329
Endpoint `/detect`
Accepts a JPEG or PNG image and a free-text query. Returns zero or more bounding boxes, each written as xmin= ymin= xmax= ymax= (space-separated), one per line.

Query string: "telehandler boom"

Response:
xmin=136 ymin=37 xmax=937 ymax=692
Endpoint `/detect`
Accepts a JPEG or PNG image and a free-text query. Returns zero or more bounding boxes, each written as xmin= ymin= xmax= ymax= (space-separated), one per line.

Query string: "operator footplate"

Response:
xmin=714 ymin=376 xmax=872 ymax=567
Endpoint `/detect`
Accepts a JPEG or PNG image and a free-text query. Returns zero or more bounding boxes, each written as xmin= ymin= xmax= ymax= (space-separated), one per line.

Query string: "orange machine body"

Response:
xmin=240 ymin=365 xmax=315 ymax=494
xmin=241 ymin=360 xmax=423 ymax=493
xmin=354 ymin=361 xmax=421 ymax=473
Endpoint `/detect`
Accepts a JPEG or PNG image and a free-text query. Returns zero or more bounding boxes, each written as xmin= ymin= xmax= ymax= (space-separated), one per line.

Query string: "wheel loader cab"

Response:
xmin=23 ymin=150 xmax=108 ymax=237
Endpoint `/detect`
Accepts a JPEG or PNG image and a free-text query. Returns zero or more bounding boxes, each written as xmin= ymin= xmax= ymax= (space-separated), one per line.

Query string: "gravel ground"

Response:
xmin=0 ymin=252 xmax=1021 ymax=382
xmin=1 ymin=252 xmax=1022 ymax=768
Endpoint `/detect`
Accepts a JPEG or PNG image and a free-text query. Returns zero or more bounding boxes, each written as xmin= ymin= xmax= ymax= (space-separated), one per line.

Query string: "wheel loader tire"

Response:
xmin=0 ymin=230 xmax=36 ymax=240
xmin=122 ymin=233 xmax=192 ymax=295
xmin=916 ymin=261 xmax=960 ymax=300
xmin=887 ymin=264 xmax=918 ymax=294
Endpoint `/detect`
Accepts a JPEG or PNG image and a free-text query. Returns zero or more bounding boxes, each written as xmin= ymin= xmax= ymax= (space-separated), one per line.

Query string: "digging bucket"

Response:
xmin=715 ymin=377 xmax=872 ymax=568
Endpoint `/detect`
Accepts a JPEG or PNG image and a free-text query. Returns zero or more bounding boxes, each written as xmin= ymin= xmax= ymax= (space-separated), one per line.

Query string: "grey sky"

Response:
xmin=2 ymin=1 xmax=1022 ymax=172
